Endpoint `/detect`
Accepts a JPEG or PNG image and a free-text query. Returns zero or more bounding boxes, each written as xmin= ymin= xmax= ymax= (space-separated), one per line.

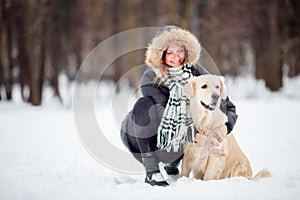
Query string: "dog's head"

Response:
xmin=183 ymin=75 xmax=227 ymax=111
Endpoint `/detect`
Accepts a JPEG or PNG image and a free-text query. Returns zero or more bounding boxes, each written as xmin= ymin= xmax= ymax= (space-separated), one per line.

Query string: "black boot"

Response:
xmin=164 ymin=156 xmax=181 ymax=176
xmin=142 ymin=153 xmax=169 ymax=187
xmin=145 ymin=170 xmax=169 ymax=187
xmin=164 ymin=164 xmax=179 ymax=175
xmin=163 ymin=161 xmax=180 ymax=183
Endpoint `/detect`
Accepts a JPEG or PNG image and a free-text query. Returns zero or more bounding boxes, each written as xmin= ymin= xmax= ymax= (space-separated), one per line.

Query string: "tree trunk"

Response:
xmin=0 ymin=46 xmax=3 ymax=101
xmin=19 ymin=0 xmax=40 ymax=105
xmin=48 ymin=0 xmax=63 ymax=102
xmin=267 ymin=3 xmax=282 ymax=90
xmin=255 ymin=2 xmax=282 ymax=91
xmin=0 ymin=1 xmax=3 ymax=101
xmin=0 ymin=0 xmax=13 ymax=100
xmin=15 ymin=1 xmax=31 ymax=101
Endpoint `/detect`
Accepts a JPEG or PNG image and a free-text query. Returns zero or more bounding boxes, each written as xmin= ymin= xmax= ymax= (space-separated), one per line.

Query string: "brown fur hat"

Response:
xmin=145 ymin=26 xmax=201 ymax=72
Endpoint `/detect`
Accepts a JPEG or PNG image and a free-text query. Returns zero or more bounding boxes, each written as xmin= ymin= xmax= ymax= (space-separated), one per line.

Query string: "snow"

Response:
xmin=1 ymin=75 xmax=300 ymax=200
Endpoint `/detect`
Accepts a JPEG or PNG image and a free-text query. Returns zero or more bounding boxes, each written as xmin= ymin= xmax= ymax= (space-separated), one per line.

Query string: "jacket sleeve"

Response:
xmin=220 ymin=97 xmax=238 ymax=134
xmin=140 ymin=68 xmax=169 ymax=118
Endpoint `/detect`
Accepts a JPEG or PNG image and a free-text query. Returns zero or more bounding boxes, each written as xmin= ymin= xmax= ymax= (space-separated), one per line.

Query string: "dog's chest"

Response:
xmin=205 ymin=110 xmax=227 ymax=128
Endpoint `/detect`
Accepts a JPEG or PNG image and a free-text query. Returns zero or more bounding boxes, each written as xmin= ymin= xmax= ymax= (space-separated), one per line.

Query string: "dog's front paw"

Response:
xmin=215 ymin=125 xmax=227 ymax=143
xmin=199 ymin=135 xmax=219 ymax=158
xmin=200 ymin=135 xmax=219 ymax=148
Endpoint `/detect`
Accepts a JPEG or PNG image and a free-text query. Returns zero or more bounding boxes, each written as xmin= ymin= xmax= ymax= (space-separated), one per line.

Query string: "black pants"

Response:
xmin=120 ymin=96 xmax=183 ymax=165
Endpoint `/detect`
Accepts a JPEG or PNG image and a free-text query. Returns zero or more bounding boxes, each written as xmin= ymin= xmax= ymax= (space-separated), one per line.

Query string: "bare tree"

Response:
xmin=0 ymin=0 xmax=13 ymax=100
xmin=249 ymin=1 xmax=283 ymax=91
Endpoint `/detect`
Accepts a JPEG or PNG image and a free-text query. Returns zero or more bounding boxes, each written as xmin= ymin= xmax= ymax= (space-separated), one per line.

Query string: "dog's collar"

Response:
xmin=201 ymin=101 xmax=216 ymax=111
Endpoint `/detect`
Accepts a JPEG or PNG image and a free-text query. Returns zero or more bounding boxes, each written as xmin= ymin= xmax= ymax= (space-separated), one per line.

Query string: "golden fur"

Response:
xmin=181 ymin=75 xmax=271 ymax=181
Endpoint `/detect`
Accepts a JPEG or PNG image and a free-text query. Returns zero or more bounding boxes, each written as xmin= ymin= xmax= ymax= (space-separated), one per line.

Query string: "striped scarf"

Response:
xmin=157 ymin=63 xmax=195 ymax=152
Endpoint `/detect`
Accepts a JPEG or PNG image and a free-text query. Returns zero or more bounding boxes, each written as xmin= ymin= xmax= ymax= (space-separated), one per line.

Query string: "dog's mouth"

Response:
xmin=201 ymin=101 xmax=217 ymax=111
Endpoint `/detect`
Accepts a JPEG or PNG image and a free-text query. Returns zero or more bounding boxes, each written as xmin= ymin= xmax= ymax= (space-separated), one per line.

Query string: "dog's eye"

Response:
xmin=216 ymin=85 xmax=220 ymax=89
xmin=201 ymin=84 xmax=207 ymax=89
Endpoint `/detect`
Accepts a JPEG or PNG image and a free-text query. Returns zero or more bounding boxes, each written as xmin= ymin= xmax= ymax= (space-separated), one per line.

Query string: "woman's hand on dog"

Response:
xmin=195 ymin=133 xmax=204 ymax=143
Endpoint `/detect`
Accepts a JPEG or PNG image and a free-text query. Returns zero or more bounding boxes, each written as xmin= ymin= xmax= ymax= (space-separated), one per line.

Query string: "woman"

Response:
xmin=121 ymin=26 xmax=238 ymax=186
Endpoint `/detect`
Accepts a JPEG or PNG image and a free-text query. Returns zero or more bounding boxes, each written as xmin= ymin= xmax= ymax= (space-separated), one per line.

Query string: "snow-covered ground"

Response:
xmin=1 ymin=75 xmax=300 ymax=200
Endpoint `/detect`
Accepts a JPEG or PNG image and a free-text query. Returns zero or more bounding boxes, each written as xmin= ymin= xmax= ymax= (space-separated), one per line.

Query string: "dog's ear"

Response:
xmin=219 ymin=76 xmax=227 ymax=100
xmin=183 ymin=78 xmax=197 ymax=99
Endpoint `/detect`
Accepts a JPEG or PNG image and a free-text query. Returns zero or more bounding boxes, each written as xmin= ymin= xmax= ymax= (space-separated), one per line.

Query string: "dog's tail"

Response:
xmin=251 ymin=168 xmax=272 ymax=181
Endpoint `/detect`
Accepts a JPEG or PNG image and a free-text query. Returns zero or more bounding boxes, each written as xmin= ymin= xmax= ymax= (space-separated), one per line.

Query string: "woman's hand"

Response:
xmin=194 ymin=133 xmax=204 ymax=143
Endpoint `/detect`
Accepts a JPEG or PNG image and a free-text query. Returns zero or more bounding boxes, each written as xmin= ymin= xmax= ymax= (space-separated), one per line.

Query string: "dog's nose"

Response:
xmin=211 ymin=93 xmax=219 ymax=101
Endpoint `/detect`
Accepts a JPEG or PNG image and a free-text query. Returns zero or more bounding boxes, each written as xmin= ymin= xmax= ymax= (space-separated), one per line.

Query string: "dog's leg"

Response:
xmin=203 ymin=156 xmax=226 ymax=180
xmin=181 ymin=157 xmax=192 ymax=177
xmin=181 ymin=144 xmax=193 ymax=177
xmin=217 ymin=125 xmax=227 ymax=143
xmin=203 ymin=142 xmax=228 ymax=181
xmin=233 ymin=161 xmax=253 ymax=179
xmin=199 ymin=135 xmax=219 ymax=159
xmin=193 ymin=158 xmax=208 ymax=180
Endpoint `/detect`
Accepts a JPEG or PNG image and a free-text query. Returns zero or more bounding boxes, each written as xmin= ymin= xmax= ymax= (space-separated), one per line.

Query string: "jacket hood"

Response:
xmin=145 ymin=27 xmax=201 ymax=71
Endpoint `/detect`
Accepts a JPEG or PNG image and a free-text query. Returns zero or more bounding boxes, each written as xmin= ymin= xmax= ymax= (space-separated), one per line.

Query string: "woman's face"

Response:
xmin=164 ymin=44 xmax=185 ymax=68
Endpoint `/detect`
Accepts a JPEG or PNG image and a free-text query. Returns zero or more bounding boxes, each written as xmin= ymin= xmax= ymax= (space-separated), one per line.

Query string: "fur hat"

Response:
xmin=145 ymin=26 xmax=201 ymax=71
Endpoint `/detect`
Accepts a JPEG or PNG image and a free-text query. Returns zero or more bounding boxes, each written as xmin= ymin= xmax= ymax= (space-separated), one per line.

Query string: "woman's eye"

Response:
xmin=201 ymin=84 xmax=207 ymax=89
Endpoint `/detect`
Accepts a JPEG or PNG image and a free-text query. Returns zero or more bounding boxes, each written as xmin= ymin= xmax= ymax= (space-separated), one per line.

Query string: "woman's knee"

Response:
xmin=132 ymin=96 xmax=156 ymax=127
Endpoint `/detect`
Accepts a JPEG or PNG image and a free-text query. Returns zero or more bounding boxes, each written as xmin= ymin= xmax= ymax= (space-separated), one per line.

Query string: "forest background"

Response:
xmin=0 ymin=0 xmax=299 ymax=105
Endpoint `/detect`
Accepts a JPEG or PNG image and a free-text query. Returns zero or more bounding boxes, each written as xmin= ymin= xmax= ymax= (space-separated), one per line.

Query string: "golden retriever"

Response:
xmin=181 ymin=75 xmax=271 ymax=181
